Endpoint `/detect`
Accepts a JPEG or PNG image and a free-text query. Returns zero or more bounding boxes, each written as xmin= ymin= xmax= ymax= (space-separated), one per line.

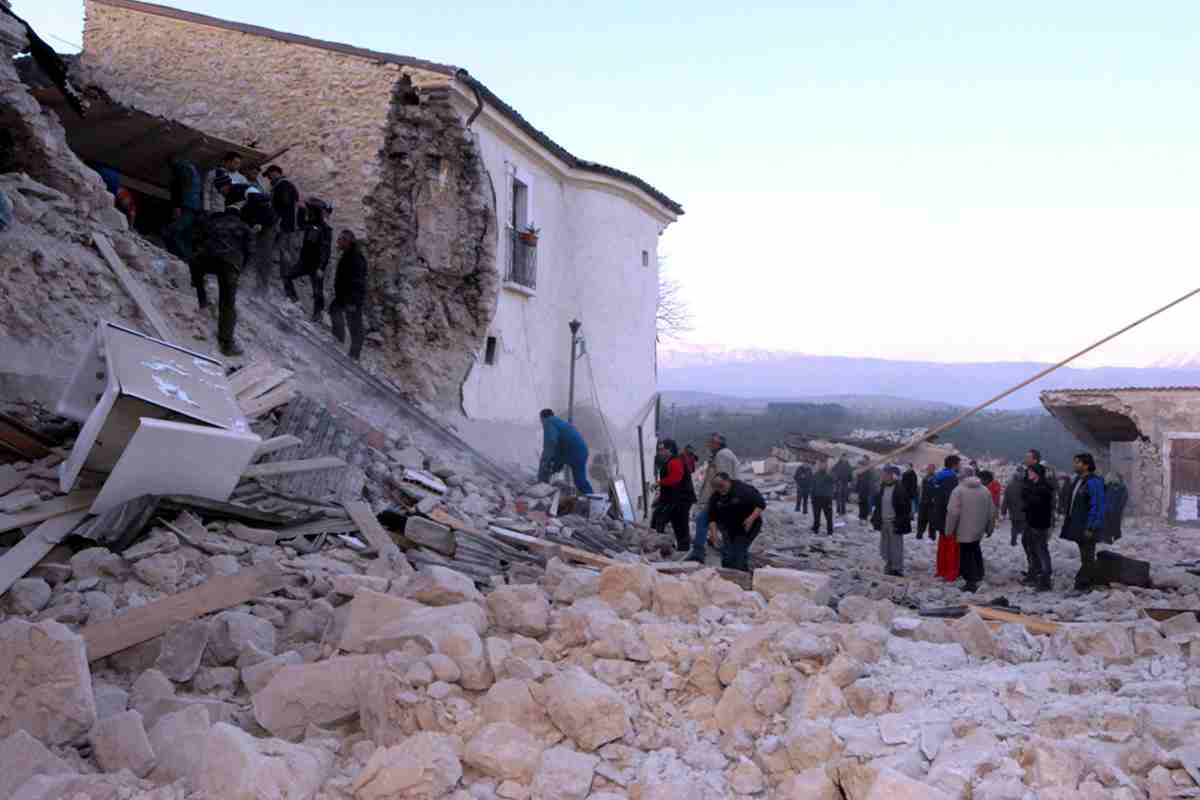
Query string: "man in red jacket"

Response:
xmin=654 ymin=439 xmax=696 ymax=552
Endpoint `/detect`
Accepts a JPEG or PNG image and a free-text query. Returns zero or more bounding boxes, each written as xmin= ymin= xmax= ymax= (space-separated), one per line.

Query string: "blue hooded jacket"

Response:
xmin=540 ymin=415 xmax=589 ymax=473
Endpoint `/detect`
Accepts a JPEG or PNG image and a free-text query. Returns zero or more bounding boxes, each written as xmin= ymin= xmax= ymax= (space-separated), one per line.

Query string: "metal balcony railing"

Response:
xmin=506 ymin=228 xmax=538 ymax=290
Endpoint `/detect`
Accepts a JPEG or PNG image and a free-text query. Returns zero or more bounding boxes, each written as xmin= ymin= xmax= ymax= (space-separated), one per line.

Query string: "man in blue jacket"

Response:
xmin=538 ymin=409 xmax=593 ymax=494
xmin=1061 ymin=452 xmax=1106 ymax=592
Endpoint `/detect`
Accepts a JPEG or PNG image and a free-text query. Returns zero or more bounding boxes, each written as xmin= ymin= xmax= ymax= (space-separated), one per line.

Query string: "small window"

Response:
xmin=512 ymin=179 xmax=529 ymax=230
xmin=484 ymin=336 xmax=498 ymax=366
xmin=642 ymin=250 xmax=650 ymax=267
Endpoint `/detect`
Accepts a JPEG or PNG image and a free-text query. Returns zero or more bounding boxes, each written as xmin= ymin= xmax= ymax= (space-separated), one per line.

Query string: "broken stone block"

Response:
xmin=141 ymin=695 xmax=239 ymax=731
xmin=338 ymin=590 xmax=427 ymax=652
xmin=242 ymin=650 xmax=304 ymax=694
xmin=195 ymin=722 xmax=332 ymax=800
xmin=122 ymin=529 xmax=179 ymax=561
xmin=154 ymin=619 xmax=211 ymax=682
xmin=481 ymin=679 xmax=560 ymax=741
xmin=540 ymin=667 xmax=629 ymax=751
xmin=286 ymin=602 xmax=335 ymax=643
xmin=90 ymin=710 xmax=155 ymax=778
xmin=331 ymin=574 xmax=392 ymax=596
xmin=351 ymin=734 xmax=462 ymax=800
xmin=8 ymin=578 xmax=51 ymax=615
xmin=193 ymin=666 xmax=240 ymax=694
xmin=403 ymin=565 xmax=483 ymax=606
xmin=208 ymin=610 xmax=276 ymax=664
xmin=0 ymin=731 xmax=75 ymax=799
xmin=147 ymin=704 xmax=211 ymax=785
xmin=405 ymin=517 xmax=456 ymax=556
xmin=92 ymin=684 xmax=129 ymax=720
xmin=130 ymin=669 xmax=175 ymax=717
xmin=464 ymin=721 xmax=545 ymax=782
xmin=886 ymin=637 xmax=968 ymax=670
xmin=864 ymin=767 xmax=954 ymax=799
xmin=751 ymin=568 xmax=832 ymax=605
xmin=729 ymin=757 xmax=766 ymax=795
xmin=0 ymin=620 xmax=96 ymax=745
xmin=131 ymin=551 xmax=187 ymax=591
xmin=69 ymin=547 xmax=126 ymax=581
xmin=775 ymin=767 xmax=841 ymax=799
xmin=529 ymin=745 xmax=599 ymax=800
xmin=253 ymin=655 xmax=383 ymax=740
xmin=487 ymin=584 xmax=551 ymax=637
xmin=425 ymin=652 xmax=461 ymax=683
xmin=951 ymin=611 xmax=997 ymax=659
xmin=597 ymin=563 xmax=656 ymax=612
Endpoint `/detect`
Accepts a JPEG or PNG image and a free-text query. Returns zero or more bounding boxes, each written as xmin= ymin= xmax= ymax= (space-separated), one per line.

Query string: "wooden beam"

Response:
xmin=488 ymin=525 xmax=615 ymax=570
xmin=969 ymin=605 xmax=1060 ymax=636
xmin=242 ymin=456 xmax=346 ymax=480
xmin=81 ymin=564 xmax=286 ymax=661
xmin=342 ymin=500 xmax=407 ymax=575
xmin=0 ymin=511 xmax=89 ymax=598
xmin=92 ymin=232 xmax=174 ymax=342
xmin=240 ymin=385 xmax=296 ymax=419
xmin=254 ymin=435 xmax=303 ymax=459
xmin=1144 ymin=608 xmax=1200 ymax=623
xmin=237 ymin=367 xmax=294 ymax=401
xmin=0 ymin=416 xmax=52 ymax=461
xmin=0 ymin=490 xmax=98 ymax=535
xmin=227 ymin=361 xmax=276 ymax=396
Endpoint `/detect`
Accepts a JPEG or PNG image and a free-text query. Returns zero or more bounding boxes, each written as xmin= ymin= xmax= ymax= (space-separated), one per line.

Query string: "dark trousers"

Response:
xmin=960 ymin=541 xmax=985 ymax=586
xmin=191 ymin=257 xmax=239 ymax=347
xmin=720 ymin=528 xmax=755 ymax=572
xmin=568 ymin=454 xmax=593 ymax=495
xmin=1024 ymin=527 xmax=1052 ymax=582
xmin=164 ymin=209 xmax=198 ymax=261
xmin=330 ymin=302 xmax=364 ymax=360
xmin=666 ymin=503 xmax=692 ymax=552
xmin=284 ymin=263 xmax=325 ymax=316
xmin=858 ymin=494 xmax=873 ymax=521
xmin=835 ymin=483 xmax=849 ymax=515
xmin=250 ymin=223 xmax=278 ymax=295
xmin=689 ymin=509 xmax=710 ymax=561
xmin=1075 ymin=537 xmax=1097 ymax=589
xmin=812 ymin=497 xmax=834 ymax=534
xmin=795 ymin=490 xmax=810 ymax=513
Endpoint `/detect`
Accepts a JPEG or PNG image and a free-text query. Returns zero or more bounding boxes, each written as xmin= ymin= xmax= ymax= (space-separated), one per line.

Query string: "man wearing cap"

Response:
xmin=193 ymin=173 xmax=253 ymax=356
xmin=285 ymin=198 xmax=333 ymax=321
xmin=871 ymin=465 xmax=913 ymax=577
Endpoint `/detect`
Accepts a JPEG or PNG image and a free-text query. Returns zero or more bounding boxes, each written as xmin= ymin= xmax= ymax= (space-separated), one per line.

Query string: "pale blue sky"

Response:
xmin=18 ymin=1 xmax=1200 ymax=367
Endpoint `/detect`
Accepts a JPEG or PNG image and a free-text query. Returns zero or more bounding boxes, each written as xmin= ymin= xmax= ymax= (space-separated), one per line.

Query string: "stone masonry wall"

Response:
xmin=81 ymin=0 xmax=402 ymax=237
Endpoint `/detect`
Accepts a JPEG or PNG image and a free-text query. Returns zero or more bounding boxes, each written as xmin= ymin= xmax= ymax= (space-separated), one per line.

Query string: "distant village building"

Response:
xmin=1041 ymin=386 xmax=1200 ymax=520
xmin=80 ymin=0 xmax=682 ymax=503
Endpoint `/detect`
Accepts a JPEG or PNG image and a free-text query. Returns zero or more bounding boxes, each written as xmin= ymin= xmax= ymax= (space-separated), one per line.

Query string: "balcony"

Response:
xmin=505 ymin=227 xmax=538 ymax=293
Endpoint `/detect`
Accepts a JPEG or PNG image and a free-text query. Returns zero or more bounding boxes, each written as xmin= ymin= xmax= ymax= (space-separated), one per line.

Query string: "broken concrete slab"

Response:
xmin=0 ymin=731 xmax=75 ymax=799
xmin=252 ymin=655 xmax=383 ymax=740
xmin=89 ymin=710 xmax=155 ymax=778
xmin=195 ymin=722 xmax=332 ymax=800
xmin=0 ymin=619 xmax=96 ymax=745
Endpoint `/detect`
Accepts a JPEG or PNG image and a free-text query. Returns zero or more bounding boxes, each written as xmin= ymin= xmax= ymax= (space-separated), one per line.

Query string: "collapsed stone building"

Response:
xmin=75 ymin=0 xmax=683 ymax=508
xmin=1042 ymin=386 xmax=1200 ymax=521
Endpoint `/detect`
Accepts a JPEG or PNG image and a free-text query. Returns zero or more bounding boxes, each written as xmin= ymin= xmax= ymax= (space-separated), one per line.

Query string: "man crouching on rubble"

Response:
xmin=706 ymin=472 xmax=766 ymax=572
xmin=192 ymin=174 xmax=253 ymax=357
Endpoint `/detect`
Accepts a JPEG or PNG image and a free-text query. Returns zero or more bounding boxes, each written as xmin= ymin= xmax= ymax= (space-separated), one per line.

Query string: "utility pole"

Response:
xmin=567 ymin=319 xmax=582 ymax=423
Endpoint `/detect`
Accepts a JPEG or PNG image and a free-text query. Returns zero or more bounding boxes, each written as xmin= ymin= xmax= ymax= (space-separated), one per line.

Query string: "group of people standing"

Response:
xmin=160 ymin=152 xmax=368 ymax=360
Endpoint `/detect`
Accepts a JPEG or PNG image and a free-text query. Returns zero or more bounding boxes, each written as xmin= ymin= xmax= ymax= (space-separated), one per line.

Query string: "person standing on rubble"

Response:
xmin=832 ymin=455 xmax=853 ymax=516
xmin=164 ymin=154 xmax=203 ymax=262
xmin=240 ymin=175 xmax=279 ymax=296
xmin=810 ymin=461 xmax=836 ymax=535
xmin=855 ymin=458 xmax=879 ymax=524
xmin=1061 ymin=452 xmax=1106 ymax=593
xmin=945 ymin=466 xmax=994 ymax=593
xmin=330 ymin=230 xmax=368 ymax=361
xmin=538 ymin=409 xmax=593 ymax=494
xmin=706 ymin=472 xmax=766 ymax=572
xmin=1022 ymin=463 xmax=1055 ymax=591
xmin=872 ymin=465 xmax=912 ymax=576
xmin=932 ymin=455 xmax=962 ymax=580
xmin=654 ymin=439 xmax=697 ymax=552
xmin=1002 ymin=467 xmax=1029 ymax=558
xmin=686 ymin=433 xmax=738 ymax=563
xmin=794 ymin=461 xmax=813 ymax=514
xmin=204 ymin=151 xmax=247 ymax=213
xmin=264 ymin=165 xmax=301 ymax=291
xmin=917 ymin=463 xmax=937 ymax=539
xmin=902 ymin=463 xmax=920 ymax=516
xmin=192 ymin=174 xmax=253 ymax=357
xmin=285 ymin=198 xmax=333 ymax=321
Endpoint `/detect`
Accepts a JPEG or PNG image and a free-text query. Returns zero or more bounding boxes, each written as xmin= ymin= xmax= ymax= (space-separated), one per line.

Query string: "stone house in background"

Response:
xmin=1041 ymin=386 xmax=1200 ymax=521
xmin=81 ymin=0 xmax=682 ymax=503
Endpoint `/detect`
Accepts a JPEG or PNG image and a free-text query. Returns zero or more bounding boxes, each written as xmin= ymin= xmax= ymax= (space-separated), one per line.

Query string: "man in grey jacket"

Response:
xmin=946 ymin=467 xmax=995 ymax=593
xmin=686 ymin=433 xmax=738 ymax=563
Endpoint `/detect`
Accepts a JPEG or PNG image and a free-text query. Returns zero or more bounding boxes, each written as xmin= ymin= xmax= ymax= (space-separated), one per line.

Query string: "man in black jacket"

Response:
xmin=856 ymin=459 xmax=878 ymax=523
xmin=285 ymin=198 xmax=333 ymax=321
xmin=330 ymin=230 xmax=368 ymax=360
xmin=264 ymin=165 xmax=300 ymax=289
xmin=871 ymin=465 xmax=912 ymax=576
xmin=810 ymin=463 xmax=836 ymax=535
xmin=706 ymin=473 xmax=766 ymax=572
xmin=794 ymin=463 xmax=813 ymax=514
xmin=832 ymin=456 xmax=853 ymax=516
xmin=901 ymin=464 xmax=919 ymax=516
xmin=1061 ymin=453 xmax=1107 ymax=592
xmin=192 ymin=174 xmax=253 ymax=356
xmin=916 ymin=464 xmax=937 ymax=539
xmin=1021 ymin=463 xmax=1055 ymax=591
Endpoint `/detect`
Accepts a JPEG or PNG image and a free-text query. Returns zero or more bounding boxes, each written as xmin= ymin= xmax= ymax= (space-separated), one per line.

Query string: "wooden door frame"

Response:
xmin=1163 ymin=433 xmax=1200 ymax=523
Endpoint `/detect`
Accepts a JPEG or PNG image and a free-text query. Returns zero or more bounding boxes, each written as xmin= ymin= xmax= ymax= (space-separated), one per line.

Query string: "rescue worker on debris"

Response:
xmin=687 ymin=433 xmax=739 ymax=564
xmin=239 ymin=170 xmax=279 ymax=296
xmin=654 ymin=438 xmax=697 ymax=553
xmin=916 ymin=463 xmax=938 ymax=539
xmin=538 ymin=409 xmax=593 ymax=494
xmin=164 ymin=154 xmax=203 ymax=262
xmin=330 ymin=229 xmax=368 ymax=361
xmin=872 ymin=464 xmax=913 ymax=577
xmin=793 ymin=461 xmax=814 ymax=514
xmin=1062 ymin=452 xmax=1106 ymax=593
xmin=285 ymin=197 xmax=333 ymax=321
xmin=832 ymin=455 xmax=853 ymax=516
xmin=264 ymin=165 xmax=301 ymax=290
xmin=706 ymin=472 xmax=766 ymax=572
xmin=810 ymin=461 xmax=836 ymax=535
xmin=192 ymin=173 xmax=253 ymax=357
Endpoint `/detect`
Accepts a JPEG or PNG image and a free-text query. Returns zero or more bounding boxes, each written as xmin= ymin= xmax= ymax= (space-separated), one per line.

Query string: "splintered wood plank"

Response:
xmin=0 ymin=490 xmax=99 ymax=534
xmin=0 ymin=511 xmax=89 ymax=598
xmin=242 ymin=456 xmax=346 ymax=480
xmin=227 ymin=361 xmax=276 ymax=396
xmin=342 ymin=500 xmax=407 ymax=576
xmin=240 ymin=385 xmax=296 ymax=419
xmin=969 ymin=605 xmax=1060 ymax=636
xmin=238 ymin=368 xmax=294 ymax=401
xmin=254 ymin=435 xmax=303 ymax=459
xmin=92 ymin=232 xmax=174 ymax=341
xmin=488 ymin=525 xmax=615 ymax=570
xmin=81 ymin=564 xmax=286 ymax=661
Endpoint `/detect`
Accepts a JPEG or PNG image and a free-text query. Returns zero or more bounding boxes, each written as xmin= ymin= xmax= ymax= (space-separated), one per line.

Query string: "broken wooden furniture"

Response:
xmin=56 ymin=320 xmax=261 ymax=514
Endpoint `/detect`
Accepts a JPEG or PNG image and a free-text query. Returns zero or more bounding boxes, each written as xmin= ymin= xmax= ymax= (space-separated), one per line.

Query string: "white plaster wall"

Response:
xmin=458 ymin=104 xmax=667 ymax=506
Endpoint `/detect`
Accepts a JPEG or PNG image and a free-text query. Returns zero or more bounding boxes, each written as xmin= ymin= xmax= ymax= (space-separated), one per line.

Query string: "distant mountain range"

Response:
xmin=658 ymin=347 xmax=1200 ymax=410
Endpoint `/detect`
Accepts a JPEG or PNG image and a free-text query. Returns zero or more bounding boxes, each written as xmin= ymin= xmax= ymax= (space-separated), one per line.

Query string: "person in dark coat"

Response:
xmin=164 ymin=155 xmax=203 ymax=261
xmin=1021 ymin=463 xmax=1055 ymax=591
xmin=240 ymin=182 xmax=279 ymax=296
xmin=810 ymin=463 xmax=836 ymax=535
xmin=929 ymin=455 xmax=961 ymax=538
xmin=1061 ymin=452 xmax=1106 ymax=592
xmin=871 ymin=465 xmax=912 ymax=576
xmin=901 ymin=464 xmax=920 ymax=515
xmin=192 ymin=174 xmax=253 ymax=356
xmin=855 ymin=459 xmax=878 ymax=523
xmin=285 ymin=198 xmax=332 ymax=320
xmin=706 ymin=473 xmax=766 ymax=572
xmin=794 ymin=463 xmax=814 ymax=514
xmin=832 ymin=456 xmax=853 ymax=515
xmin=655 ymin=439 xmax=697 ymax=552
xmin=538 ymin=410 xmax=593 ymax=494
xmin=329 ymin=230 xmax=368 ymax=360
xmin=916 ymin=464 xmax=937 ymax=539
